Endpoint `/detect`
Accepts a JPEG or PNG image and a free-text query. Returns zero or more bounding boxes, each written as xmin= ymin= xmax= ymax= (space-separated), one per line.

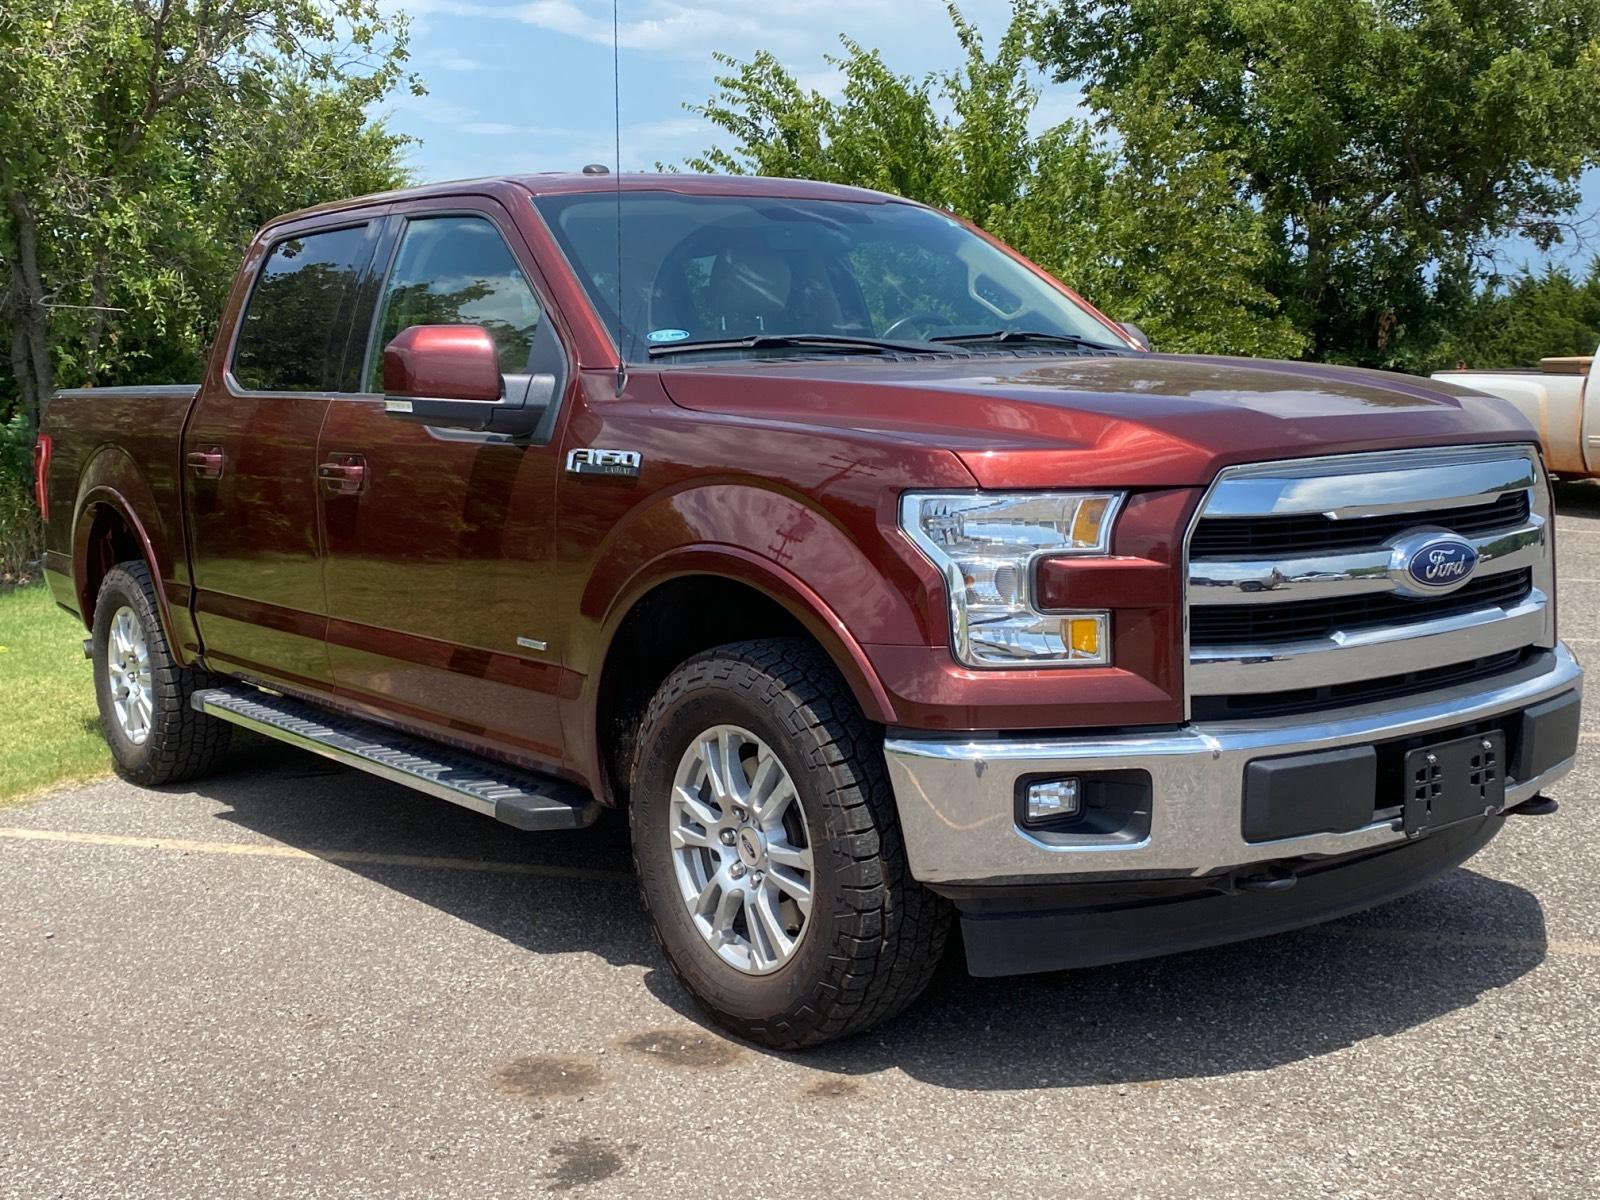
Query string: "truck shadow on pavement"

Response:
xmin=1555 ymin=477 xmax=1600 ymax=514
xmin=198 ymin=741 xmax=1549 ymax=1092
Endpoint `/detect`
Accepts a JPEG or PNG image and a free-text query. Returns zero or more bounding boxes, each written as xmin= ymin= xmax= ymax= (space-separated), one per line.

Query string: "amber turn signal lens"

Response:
xmin=1070 ymin=495 xmax=1109 ymax=548
xmin=1068 ymin=616 xmax=1102 ymax=658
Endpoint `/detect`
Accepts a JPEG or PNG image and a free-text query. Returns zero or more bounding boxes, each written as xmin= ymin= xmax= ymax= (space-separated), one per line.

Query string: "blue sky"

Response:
xmin=380 ymin=0 xmax=1598 ymax=275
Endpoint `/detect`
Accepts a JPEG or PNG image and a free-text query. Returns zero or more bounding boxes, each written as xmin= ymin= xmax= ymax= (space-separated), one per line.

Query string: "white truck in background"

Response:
xmin=1435 ymin=349 xmax=1600 ymax=477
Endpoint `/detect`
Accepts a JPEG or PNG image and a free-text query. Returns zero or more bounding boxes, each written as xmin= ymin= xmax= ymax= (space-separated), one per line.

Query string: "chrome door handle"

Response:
xmin=186 ymin=447 xmax=224 ymax=479
xmin=317 ymin=455 xmax=366 ymax=496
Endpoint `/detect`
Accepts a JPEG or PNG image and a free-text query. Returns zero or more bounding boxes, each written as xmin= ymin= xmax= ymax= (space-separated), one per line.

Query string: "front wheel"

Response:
xmin=630 ymin=639 xmax=952 ymax=1048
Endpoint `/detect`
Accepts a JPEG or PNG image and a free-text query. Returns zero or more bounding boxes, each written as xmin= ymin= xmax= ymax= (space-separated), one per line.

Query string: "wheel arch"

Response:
xmin=73 ymin=488 xmax=167 ymax=634
xmin=67 ymin=440 xmax=197 ymax=665
xmin=584 ymin=549 xmax=899 ymax=808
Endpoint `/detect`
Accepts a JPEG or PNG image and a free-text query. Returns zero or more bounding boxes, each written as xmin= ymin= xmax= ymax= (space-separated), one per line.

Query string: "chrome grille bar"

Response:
xmin=1189 ymin=519 xmax=1544 ymax=605
xmin=1195 ymin=446 xmax=1540 ymax=520
xmin=1186 ymin=444 xmax=1554 ymax=704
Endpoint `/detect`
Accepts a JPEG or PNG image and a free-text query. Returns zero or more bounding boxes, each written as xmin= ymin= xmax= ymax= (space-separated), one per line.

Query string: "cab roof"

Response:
xmin=269 ymin=172 xmax=913 ymax=229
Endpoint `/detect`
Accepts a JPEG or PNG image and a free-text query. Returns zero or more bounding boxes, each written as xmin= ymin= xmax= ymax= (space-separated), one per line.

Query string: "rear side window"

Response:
xmin=232 ymin=225 xmax=369 ymax=392
xmin=367 ymin=215 xmax=541 ymax=390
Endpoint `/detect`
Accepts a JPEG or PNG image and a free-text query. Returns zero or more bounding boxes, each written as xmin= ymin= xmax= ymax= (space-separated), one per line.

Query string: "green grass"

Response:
xmin=0 ymin=582 xmax=109 ymax=804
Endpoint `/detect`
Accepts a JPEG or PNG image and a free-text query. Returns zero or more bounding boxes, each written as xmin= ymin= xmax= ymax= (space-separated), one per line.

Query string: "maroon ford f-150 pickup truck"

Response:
xmin=37 ymin=173 xmax=1583 ymax=1047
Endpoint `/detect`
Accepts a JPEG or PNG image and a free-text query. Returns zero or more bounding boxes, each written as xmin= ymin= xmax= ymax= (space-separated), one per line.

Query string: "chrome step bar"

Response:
xmin=191 ymin=686 xmax=599 ymax=831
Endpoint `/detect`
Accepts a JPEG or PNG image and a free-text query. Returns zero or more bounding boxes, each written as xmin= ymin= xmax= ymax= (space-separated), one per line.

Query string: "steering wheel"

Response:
xmin=881 ymin=311 xmax=950 ymax=340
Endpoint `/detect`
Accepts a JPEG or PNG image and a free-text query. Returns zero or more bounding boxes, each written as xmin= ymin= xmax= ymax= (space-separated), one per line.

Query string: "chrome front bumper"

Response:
xmin=884 ymin=643 xmax=1582 ymax=886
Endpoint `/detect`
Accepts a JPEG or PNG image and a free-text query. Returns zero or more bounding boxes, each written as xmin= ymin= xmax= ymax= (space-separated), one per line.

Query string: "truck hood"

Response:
xmin=656 ymin=352 xmax=1536 ymax=488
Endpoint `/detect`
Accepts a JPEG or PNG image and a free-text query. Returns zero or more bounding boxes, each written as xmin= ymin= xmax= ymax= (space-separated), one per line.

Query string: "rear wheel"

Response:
xmin=92 ymin=562 xmax=232 ymax=786
xmin=630 ymin=639 xmax=951 ymax=1048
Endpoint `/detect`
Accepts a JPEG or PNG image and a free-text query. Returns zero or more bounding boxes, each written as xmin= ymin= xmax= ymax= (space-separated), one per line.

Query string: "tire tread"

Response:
xmin=630 ymin=637 xmax=951 ymax=1048
xmin=95 ymin=561 xmax=232 ymax=786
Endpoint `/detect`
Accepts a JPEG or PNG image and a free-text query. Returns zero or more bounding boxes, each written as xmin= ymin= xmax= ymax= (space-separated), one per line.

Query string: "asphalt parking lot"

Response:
xmin=4 ymin=485 xmax=1600 ymax=1200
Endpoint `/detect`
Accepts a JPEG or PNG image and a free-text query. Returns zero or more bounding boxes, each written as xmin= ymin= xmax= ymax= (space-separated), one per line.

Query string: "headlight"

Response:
xmin=900 ymin=491 xmax=1123 ymax=668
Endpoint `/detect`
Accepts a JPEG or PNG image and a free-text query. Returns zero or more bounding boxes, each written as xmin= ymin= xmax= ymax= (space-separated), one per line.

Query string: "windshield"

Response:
xmin=531 ymin=191 xmax=1127 ymax=360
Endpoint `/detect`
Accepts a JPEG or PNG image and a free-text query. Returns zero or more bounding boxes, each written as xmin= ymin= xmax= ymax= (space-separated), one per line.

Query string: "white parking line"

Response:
xmin=0 ymin=826 xmax=632 ymax=882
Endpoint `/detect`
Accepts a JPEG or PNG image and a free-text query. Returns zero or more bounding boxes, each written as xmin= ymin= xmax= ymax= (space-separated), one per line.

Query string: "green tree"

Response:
xmin=0 ymin=0 xmax=419 ymax=432
xmin=1033 ymin=0 xmax=1600 ymax=369
xmin=1439 ymin=260 xmax=1600 ymax=369
xmin=684 ymin=4 xmax=1306 ymax=358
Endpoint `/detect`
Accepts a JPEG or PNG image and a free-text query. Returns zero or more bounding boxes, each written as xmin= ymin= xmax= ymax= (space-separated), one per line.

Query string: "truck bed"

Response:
xmin=1432 ymin=360 xmax=1593 ymax=476
xmin=41 ymin=383 xmax=201 ymax=625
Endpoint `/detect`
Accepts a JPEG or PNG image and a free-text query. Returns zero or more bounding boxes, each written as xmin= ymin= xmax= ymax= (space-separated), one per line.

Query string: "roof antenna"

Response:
xmin=611 ymin=0 xmax=627 ymax=396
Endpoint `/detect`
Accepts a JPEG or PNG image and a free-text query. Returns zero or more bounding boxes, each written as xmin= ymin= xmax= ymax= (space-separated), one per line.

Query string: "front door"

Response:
xmin=184 ymin=218 xmax=381 ymax=688
xmin=317 ymin=202 xmax=570 ymax=765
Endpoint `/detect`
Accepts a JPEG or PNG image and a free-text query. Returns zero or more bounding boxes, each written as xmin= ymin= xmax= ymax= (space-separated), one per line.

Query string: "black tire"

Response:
xmin=630 ymin=638 xmax=952 ymax=1048
xmin=91 ymin=561 xmax=232 ymax=786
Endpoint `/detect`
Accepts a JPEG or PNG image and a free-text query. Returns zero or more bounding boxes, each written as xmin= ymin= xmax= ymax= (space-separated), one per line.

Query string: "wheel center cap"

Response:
xmin=735 ymin=828 xmax=765 ymax=868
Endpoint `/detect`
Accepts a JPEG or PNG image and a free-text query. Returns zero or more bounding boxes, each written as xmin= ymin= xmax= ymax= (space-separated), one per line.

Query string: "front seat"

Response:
xmin=706 ymin=244 xmax=793 ymax=336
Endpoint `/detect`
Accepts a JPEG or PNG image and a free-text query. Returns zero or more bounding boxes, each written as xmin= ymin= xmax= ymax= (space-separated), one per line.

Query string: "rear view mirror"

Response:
xmin=1119 ymin=321 xmax=1152 ymax=351
xmin=383 ymin=324 xmax=547 ymax=437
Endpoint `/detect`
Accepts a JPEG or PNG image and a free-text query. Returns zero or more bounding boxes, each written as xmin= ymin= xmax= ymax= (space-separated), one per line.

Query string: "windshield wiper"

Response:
xmin=647 ymin=333 xmax=955 ymax=358
xmin=928 ymin=329 xmax=1122 ymax=350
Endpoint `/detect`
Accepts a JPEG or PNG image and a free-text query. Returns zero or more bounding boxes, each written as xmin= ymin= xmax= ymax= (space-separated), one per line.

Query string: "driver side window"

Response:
xmin=367 ymin=215 xmax=542 ymax=391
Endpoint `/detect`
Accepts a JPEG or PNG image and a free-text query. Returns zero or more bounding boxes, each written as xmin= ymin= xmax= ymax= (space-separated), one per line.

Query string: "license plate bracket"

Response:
xmin=1402 ymin=730 xmax=1506 ymax=834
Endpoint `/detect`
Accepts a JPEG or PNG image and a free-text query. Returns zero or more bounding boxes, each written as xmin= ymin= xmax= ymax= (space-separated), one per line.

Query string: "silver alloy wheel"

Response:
xmin=668 ymin=724 xmax=815 ymax=975
xmin=106 ymin=605 xmax=154 ymax=746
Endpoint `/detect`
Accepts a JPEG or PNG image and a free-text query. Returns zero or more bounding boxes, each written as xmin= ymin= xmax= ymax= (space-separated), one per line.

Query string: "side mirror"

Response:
xmin=383 ymin=324 xmax=549 ymax=437
xmin=1118 ymin=321 xmax=1152 ymax=351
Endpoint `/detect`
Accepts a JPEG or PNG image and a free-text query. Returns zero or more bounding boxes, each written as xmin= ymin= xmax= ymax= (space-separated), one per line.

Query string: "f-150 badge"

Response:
xmin=566 ymin=448 xmax=642 ymax=477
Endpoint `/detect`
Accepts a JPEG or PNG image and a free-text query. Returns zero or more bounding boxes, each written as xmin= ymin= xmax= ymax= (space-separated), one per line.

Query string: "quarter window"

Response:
xmin=368 ymin=216 xmax=542 ymax=390
xmin=233 ymin=225 xmax=369 ymax=391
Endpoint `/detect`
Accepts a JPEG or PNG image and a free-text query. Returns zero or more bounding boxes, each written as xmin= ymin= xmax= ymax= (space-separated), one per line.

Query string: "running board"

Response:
xmin=190 ymin=686 xmax=599 ymax=831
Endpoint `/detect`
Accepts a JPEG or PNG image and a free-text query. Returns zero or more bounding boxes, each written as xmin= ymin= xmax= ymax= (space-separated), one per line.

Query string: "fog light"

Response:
xmin=1024 ymin=777 xmax=1081 ymax=824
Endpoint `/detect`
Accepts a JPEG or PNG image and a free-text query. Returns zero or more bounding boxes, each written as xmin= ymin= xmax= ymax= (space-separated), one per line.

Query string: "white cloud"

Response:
xmin=793 ymin=66 xmax=846 ymax=100
xmin=1029 ymin=87 xmax=1089 ymax=135
xmin=514 ymin=0 xmax=609 ymax=41
xmin=389 ymin=0 xmax=1026 ymax=180
xmin=401 ymin=0 xmax=970 ymax=62
xmin=390 ymin=0 xmax=505 ymax=14
xmin=385 ymin=92 xmax=574 ymax=140
xmin=459 ymin=120 xmax=574 ymax=135
xmin=386 ymin=0 xmax=1019 ymax=77
xmin=390 ymin=92 xmax=483 ymax=126
xmin=437 ymin=52 xmax=488 ymax=70
xmin=512 ymin=0 xmax=769 ymax=54
xmin=625 ymin=115 xmax=707 ymax=141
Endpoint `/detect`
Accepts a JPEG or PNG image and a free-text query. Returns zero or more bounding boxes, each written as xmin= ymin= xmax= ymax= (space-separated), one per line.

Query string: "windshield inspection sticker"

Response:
xmin=647 ymin=328 xmax=691 ymax=343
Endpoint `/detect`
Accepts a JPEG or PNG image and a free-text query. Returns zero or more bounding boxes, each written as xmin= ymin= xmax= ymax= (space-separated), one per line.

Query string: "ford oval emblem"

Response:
xmin=1404 ymin=536 xmax=1479 ymax=590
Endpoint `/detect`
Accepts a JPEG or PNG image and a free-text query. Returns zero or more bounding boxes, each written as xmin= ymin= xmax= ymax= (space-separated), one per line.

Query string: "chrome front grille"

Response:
xmin=1186 ymin=444 xmax=1554 ymax=713
xmin=1188 ymin=490 xmax=1530 ymax=557
xmin=1190 ymin=568 xmax=1534 ymax=646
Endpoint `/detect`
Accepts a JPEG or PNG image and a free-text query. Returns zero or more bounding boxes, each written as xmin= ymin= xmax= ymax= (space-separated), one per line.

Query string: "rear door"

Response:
xmin=316 ymin=198 xmax=572 ymax=764
xmin=184 ymin=217 xmax=383 ymax=688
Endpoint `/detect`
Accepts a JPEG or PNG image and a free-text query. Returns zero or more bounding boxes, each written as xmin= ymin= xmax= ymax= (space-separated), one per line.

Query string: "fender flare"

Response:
xmin=71 ymin=483 xmax=183 ymax=662
xmin=592 ymin=543 xmax=899 ymax=726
